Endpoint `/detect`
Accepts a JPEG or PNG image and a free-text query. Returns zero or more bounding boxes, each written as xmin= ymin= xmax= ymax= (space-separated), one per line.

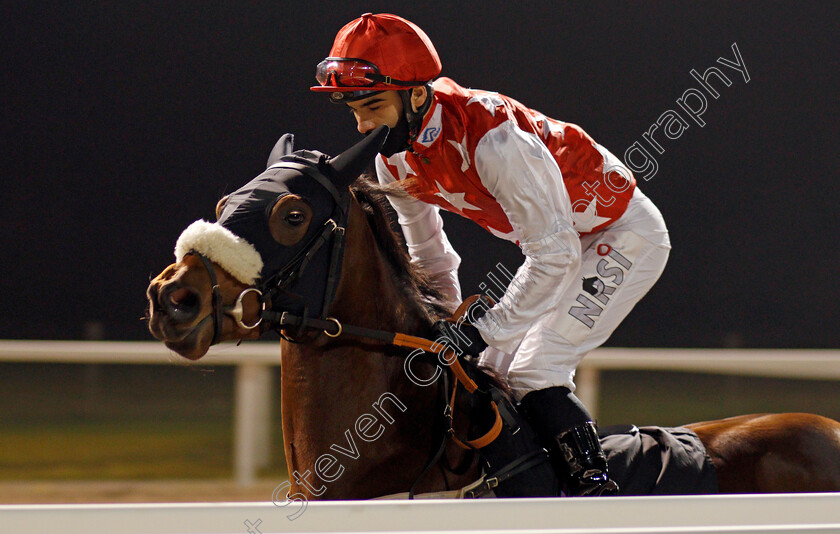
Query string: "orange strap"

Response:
xmin=391 ymin=330 xmax=503 ymax=449
xmin=448 ymin=380 xmax=504 ymax=450
xmin=392 ymin=333 xmax=478 ymax=393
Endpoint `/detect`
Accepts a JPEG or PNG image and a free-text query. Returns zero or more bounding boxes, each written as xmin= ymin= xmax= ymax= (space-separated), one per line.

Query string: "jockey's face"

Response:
xmin=346 ymin=91 xmax=403 ymax=135
xmin=345 ymin=87 xmax=428 ymax=135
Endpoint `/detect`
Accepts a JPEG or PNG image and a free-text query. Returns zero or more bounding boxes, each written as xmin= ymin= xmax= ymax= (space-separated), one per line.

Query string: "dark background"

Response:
xmin=2 ymin=1 xmax=838 ymax=347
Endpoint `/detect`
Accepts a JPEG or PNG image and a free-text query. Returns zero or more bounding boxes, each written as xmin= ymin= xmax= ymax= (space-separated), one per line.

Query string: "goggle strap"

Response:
xmin=364 ymin=73 xmax=420 ymax=87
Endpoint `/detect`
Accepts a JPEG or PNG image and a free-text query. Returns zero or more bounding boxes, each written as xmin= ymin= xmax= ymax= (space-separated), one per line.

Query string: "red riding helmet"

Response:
xmin=311 ymin=13 xmax=442 ymax=102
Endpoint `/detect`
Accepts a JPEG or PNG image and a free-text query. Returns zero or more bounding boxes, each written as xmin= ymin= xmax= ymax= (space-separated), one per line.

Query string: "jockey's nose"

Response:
xmin=158 ymin=281 xmax=201 ymax=323
xmin=357 ymin=119 xmax=377 ymax=135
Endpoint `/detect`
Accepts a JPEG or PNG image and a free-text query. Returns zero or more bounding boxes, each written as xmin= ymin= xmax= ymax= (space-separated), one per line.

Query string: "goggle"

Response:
xmin=315 ymin=57 xmax=418 ymax=88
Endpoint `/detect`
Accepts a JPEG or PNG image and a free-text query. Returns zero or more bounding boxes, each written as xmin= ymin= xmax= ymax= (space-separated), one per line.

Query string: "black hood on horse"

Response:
xmin=217 ymin=149 xmax=337 ymax=276
xmin=216 ymin=127 xmax=389 ymax=319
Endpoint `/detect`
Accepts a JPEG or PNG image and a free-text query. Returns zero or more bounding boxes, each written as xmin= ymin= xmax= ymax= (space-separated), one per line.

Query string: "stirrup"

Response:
xmin=569 ymin=469 xmax=619 ymax=496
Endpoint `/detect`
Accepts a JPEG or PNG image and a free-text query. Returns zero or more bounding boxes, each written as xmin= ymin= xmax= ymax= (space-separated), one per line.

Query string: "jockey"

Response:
xmin=312 ymin=13 xmax=671 ymax=497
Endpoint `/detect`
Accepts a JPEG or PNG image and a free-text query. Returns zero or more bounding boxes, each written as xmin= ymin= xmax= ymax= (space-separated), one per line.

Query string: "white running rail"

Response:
xmin=2 ymin=341 xmax=839 ymax=485
xmin=2 ymin=493 xmax=840 ymax=534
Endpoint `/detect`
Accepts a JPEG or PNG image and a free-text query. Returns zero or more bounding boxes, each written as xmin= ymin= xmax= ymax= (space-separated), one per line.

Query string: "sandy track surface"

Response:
xmin=0 ymin=480 xmax=281 ymax=504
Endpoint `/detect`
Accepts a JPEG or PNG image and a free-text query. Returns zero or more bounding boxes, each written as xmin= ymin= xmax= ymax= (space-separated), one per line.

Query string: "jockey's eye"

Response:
xmin=285 ymin=211 xmax=306 ymax=226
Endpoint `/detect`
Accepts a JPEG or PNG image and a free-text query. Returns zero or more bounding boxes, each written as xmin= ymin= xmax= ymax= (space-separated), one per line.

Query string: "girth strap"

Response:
xmin=463 ymin=449 xmax=551 ymax=498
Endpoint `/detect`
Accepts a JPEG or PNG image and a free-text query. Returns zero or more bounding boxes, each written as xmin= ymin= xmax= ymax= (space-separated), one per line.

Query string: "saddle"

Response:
xmin=394 ymin=297 xmax=719 ymax=498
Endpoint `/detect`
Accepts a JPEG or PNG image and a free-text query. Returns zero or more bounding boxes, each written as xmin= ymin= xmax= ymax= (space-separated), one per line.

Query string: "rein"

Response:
xmin=190 ymin=239 xmax=505 ymax=479
xmin=188 ymin=160 xmax=351 ymax=346
xmin=271 ymin=312 xmax=505 ymax=452
xmin=191 ymin=161 xmax=505 ymax=493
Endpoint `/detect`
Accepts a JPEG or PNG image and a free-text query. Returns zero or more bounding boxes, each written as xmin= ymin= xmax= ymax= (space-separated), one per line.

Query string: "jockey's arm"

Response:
xmin=471 ymin=121 xmax=582 ymax=354
xmin=374 ymin=157 xmax=463 ymax=306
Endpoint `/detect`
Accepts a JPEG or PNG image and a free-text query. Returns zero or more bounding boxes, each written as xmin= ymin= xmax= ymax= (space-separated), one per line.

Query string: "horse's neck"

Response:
xmin=280 ymin=201 xmax=446 ymax=499
xmin=332 ymin=200 xmax=431 ymax=334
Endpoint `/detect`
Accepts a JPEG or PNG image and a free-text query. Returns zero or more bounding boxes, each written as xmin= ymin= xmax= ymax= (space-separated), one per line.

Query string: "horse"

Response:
xmin=147 ymin=128 xmax=840 ymax=499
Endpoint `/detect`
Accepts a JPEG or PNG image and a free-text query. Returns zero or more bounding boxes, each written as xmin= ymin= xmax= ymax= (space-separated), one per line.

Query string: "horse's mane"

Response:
xmin=349 ymin=174 xmax=511 ymax=396
xmin=350 ymin=175 xmax=452 ymax=323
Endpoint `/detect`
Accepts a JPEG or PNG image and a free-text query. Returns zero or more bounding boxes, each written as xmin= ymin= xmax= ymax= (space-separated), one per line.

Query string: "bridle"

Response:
xmin=187 ymin=161 xmax=510 ymax=497
xmin=188 ymin=252 xmax=264 ymax=346
xmin=189 ymin=160 xmax=351 ymax=346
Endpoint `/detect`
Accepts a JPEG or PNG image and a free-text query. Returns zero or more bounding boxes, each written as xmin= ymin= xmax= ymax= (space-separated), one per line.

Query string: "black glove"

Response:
xmin=433 ymin=319 xmax=488 ymax=358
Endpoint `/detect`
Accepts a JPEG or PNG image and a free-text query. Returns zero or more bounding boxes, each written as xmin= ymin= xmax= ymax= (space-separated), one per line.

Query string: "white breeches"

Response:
xmin=479 ymin=187 xmax=671 ymax=400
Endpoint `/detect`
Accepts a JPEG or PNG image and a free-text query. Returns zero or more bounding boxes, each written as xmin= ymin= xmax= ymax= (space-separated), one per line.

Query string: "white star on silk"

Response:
xmin=385 ymin=152 xmax=416 ymax=181
xmin=466 ymin=92 xmax=505 ymax=116
xmin=447 ymin=133 xmax=470 ymax=172
xmin=572 ymin=197 xmax=612 ymax=233
xmin=434 ymin=181 xmax=481 ymax=213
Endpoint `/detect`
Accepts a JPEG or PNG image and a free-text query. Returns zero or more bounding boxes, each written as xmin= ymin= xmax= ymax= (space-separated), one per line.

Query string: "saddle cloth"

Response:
xmin=600 ymin=425 xmax=719 ymax=495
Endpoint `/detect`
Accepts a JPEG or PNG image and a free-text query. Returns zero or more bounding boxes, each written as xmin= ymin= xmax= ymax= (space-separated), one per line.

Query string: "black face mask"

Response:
xmin=216 ymin=127 xmax=390 ymax=318
xmin=379 ymin=113 xmax=411 ymax=157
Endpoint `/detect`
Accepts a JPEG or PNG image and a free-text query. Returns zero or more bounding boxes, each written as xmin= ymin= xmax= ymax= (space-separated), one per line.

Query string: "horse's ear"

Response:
xmin=327 ymin=126 xmax=389 ymax=189
xmin=267 ymin=133 xmax=295 ymax=168
xmin=215 ymin=195 xmax=230 ymax=220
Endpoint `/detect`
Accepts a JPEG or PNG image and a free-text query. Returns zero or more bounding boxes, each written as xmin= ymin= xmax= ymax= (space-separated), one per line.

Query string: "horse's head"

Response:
xmin=147 ymin=127 xmax=389 ymax=359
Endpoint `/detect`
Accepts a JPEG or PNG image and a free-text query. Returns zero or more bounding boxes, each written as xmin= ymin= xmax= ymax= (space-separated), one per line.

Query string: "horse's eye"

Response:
xmin=285 ymin=211 xmax=306 ymax=226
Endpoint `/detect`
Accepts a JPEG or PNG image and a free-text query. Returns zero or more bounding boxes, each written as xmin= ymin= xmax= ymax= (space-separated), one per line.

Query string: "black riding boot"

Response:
xmin=520 ymin=386 xmax=619 ymax=497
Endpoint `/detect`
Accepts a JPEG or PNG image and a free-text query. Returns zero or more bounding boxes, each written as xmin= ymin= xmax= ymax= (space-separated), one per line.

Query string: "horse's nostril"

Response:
xmin=159 ymin=284 xmax=200 ymax=320
xmin=169 ymin=287 xmax=199 ymax=309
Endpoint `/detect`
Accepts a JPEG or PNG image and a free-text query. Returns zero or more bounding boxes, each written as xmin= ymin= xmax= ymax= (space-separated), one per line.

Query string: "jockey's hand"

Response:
xmin=433 ymin=295 xmax=494 ymax=358
xmin=433 ymin=320 xmax=488 ymax=358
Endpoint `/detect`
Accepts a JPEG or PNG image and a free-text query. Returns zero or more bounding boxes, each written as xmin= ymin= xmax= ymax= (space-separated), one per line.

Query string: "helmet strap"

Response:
xmin=400 ymin=83 xmax=435 ymax=153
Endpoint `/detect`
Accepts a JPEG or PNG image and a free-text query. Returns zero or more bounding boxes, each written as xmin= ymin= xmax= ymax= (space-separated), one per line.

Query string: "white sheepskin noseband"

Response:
xmin=174 ymin=220 xmax=264 ymax=285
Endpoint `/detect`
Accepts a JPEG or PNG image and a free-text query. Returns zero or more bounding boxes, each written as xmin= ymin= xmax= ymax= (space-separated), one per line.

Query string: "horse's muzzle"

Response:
xmin=160 ymin=283 xmax=202 ymax=322
xmin=147 ymin=281 xmax=204 ymax=338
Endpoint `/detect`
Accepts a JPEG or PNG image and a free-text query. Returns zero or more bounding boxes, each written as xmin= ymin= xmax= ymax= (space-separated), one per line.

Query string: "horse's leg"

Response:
xmin=687 ymin=413 xmax=840 ymax=493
